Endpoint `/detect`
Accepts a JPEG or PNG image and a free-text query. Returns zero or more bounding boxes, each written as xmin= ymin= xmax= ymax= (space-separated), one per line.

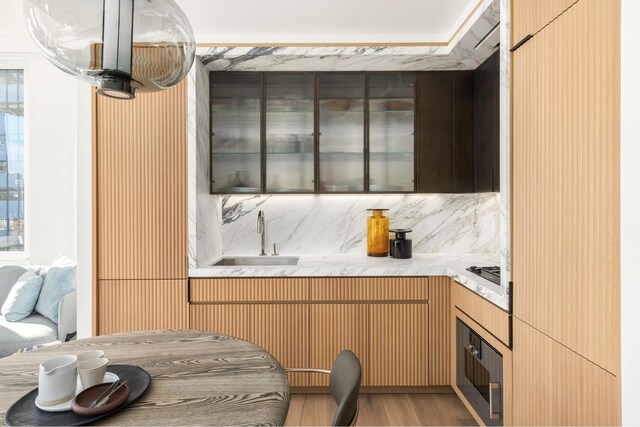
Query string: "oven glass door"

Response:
xmin=456 ymin=318 xmax=503 ymax=426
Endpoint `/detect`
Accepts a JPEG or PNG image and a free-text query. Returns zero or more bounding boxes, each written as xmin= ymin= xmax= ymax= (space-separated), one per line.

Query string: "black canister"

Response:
xmin=389 ymin=229 xmax=412 ymax=259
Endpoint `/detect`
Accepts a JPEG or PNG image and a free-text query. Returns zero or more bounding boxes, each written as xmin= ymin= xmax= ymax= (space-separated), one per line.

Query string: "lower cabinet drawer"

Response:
xmin=310 ymin=277 xmax=429 ymax=301
xmin=190 ymin=278 xmax=308 ymax=303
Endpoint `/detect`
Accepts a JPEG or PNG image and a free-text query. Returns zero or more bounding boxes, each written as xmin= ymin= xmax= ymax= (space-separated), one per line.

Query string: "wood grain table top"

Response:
xmin=0 ymin=330 xmax=290 ymax=426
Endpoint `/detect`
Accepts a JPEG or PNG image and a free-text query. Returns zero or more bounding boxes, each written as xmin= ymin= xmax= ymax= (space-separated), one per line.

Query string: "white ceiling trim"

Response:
xmin=181 ymin=0 xmax=486 ymax=47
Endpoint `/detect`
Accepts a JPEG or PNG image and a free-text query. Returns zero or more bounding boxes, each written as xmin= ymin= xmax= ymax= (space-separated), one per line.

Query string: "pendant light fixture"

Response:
xmin=23 ymin=0 xmax=196 ymax=99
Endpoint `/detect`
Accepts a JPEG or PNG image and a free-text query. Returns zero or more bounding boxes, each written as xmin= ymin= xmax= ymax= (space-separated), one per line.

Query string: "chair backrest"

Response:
xmin=329 ymin=350 xmax=362 ymax=426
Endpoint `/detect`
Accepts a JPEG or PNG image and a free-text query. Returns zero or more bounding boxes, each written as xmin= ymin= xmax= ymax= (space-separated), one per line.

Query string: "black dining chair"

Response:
xmin=286 ymin=349 xmax=362 ymax=426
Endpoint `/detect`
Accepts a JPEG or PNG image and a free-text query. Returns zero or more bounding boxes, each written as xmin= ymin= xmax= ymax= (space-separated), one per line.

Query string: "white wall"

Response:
xmin=0 ymin=0 xmax=85 ymax=328
xmin=620 ymin=0 xmax=640 ymax=423
xmin=0 ymin=56 xmax=78 ymax=265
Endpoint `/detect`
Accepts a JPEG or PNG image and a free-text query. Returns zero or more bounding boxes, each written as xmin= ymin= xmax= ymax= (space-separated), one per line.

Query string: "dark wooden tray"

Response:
xmin=5 ymin=365 xmax=151 ymax=426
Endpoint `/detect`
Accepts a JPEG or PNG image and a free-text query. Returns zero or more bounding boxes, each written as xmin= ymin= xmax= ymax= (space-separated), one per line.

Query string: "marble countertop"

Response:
xmin=189 ymin=253 xmax=509 ymax=310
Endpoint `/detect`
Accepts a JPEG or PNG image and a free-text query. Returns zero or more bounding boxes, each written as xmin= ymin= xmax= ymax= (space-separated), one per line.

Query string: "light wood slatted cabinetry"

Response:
xmin=309 ymin=304 xmax=368 ymax=386
xmin=512 ymin=318 xmax=620 ymax=426
xmin=511 ymin=0 xmax=620 ymax=375
xmin=189 ymin=304 xmax=249 ymax=339
xmin=511 ymin=0 xmax=621 ymax=423
xmin=451 ymin=279 xmax=510 ymax=346
xmin=249 ymin=304 xmax=310 ymax=387
xmin=93 ymin=82 xmax=189 ymax=335
xmin=369 ymin=304 xmax=429 ymax=386
xmin=189 ymin=276 xmax=451 ymax=388
xmin=190 ymin=302 xmax=309 ymax=386
xmin=97 ymin=280 xmax=188 ymax=335
xmin=511 ymin=0 xmax=576 ymax=46
xmin=427 ymin=277 xmax=451 ymax=386
xmin=95 ymin=82 xmax=188 ymax=280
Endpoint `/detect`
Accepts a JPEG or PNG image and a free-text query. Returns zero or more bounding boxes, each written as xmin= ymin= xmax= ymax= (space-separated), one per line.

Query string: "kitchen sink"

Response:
xmin=212 ymin=256 xmax=299 ymax=267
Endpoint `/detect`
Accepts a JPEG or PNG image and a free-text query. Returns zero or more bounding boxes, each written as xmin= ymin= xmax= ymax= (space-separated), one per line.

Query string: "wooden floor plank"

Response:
xmin=285 ymin=393 xmax=477 ymax=426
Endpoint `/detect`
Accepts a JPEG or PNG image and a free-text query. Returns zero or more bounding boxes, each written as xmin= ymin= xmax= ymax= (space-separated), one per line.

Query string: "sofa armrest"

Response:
xmin=57 ymin=290 xmax=77 ymax=341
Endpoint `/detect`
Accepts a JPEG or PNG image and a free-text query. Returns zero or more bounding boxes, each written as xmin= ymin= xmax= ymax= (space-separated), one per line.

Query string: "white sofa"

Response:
xmin=0 ymin=265 xmax=76 ymax=358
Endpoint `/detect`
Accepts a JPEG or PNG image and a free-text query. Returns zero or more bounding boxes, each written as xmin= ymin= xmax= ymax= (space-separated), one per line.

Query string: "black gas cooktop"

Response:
xmin=466 ymin=266 xmax=501 ymax=285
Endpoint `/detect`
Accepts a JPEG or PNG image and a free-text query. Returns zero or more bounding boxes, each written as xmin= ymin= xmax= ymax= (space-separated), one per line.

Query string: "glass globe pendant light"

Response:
xmin=23 ymin=0 xmax=196 ymax=99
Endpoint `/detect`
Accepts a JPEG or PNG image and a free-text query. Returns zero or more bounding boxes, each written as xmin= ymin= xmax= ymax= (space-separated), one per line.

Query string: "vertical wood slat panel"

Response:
xmin=97 ymin=280 xmax=188 ymax=335
xmin=190 ymin=278 xmax=308 ymax=302
xmin=369 ymin=304 xmax=428 ymax=386
xmin=249 ymin=304 xmax=309 ymax=387
xmin=512 ymin=0 xmax=620 ymax=375
xmin=427 ymin=277 xmax=450 ymax=385
xmin=512 ymin=319 xmax=620 ymax=425
xmin=190 ymin=304 xmax=250 ymax=340
xmin=96 ymin=81 xmax=188 ymax=280
xmin=309 ymin=304 xmax=369 ymax=386
xmin=309 ymin=277 xmax=429 ymax=301
xmin=511 ymin=0 xmax=577 ymax=45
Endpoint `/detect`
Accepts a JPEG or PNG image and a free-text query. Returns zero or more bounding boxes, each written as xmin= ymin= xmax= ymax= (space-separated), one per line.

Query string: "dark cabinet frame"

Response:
xmin=210 ymin=71 xmax=417 ymax=195
xmin=473 ymin=51 xmax=500 ymax=192
xmin=210 ymin=67 xmax=498 ymax=195
xmin=261 ymin=71 xmax=317 ymax=194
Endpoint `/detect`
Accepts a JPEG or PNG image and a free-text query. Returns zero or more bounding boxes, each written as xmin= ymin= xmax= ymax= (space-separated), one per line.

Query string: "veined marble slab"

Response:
xmin=499 ymin=0 xmax=512 ymax=290
xmin=189 ymin=252 xmax=508 ymax=310
xmin=188 ymin=59 xmax=222 ymax=268
xmin=221 ymin=193 xmax=500 ymax=256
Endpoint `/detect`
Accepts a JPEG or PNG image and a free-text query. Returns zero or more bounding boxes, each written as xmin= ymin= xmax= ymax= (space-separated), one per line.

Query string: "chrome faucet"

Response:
xmin=257 ymin=210 xmax=267 ymax=256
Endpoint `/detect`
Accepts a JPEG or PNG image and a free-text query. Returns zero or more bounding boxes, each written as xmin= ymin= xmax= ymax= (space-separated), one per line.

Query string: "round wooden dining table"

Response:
xmin=0 ymin=330 xmax=290 ymax=426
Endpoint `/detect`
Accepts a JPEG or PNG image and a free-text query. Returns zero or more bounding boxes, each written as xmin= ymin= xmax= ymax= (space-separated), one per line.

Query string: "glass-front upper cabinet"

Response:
xmin=318 ymin=74 xmax=365 ymax=192
xmin=265 ymin=74 xmax=315 ymax=193
xmin=368 ymin=73 xmax=415 ymax=192
xmin=210 ymin=73 xmax=262 ymax=193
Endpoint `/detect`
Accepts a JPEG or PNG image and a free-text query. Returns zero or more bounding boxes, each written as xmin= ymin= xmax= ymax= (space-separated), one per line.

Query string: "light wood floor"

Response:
xmin=285 ymin=393 xmax=478 ymax=426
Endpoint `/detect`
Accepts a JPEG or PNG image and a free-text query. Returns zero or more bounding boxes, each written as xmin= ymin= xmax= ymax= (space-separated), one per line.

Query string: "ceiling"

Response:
xmin=177 ymin=0 xmax=477 ymax=45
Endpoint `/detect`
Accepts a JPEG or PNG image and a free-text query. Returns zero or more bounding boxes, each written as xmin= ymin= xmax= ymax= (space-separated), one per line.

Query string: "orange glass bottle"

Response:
xmin=367 ymin=208 xmax=390 ymax=257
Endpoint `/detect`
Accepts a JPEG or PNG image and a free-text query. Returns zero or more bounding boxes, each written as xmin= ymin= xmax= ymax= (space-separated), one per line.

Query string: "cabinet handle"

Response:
xmin=489 ymin=382 xmax=501 ymax=420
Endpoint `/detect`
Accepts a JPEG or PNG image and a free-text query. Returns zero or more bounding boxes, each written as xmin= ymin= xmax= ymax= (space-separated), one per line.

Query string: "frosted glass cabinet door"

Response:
xmin=265 ymin=74 xmax=315 ymax=193
xmin=318 ymin=74 xmax=365 ymax=192
xmin=210 ymin=73 xmax=262 ymax=193
xmin=369 ymin=73 xmax=415 ymax=192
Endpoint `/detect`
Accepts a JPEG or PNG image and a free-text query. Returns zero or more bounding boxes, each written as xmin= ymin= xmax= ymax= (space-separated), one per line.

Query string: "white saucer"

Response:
xmin=35 ymin=372 xmax=119 ymax=412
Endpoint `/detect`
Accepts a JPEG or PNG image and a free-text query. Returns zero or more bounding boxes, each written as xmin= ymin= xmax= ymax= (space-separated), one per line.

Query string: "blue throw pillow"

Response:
xmin=35 ymin=255 xmax=76 ymax=324
xmin=1 ymin=270 xmax=44 ymax=322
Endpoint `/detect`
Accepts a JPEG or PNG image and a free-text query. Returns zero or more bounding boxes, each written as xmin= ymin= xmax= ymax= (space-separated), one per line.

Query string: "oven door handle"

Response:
xmin=489 ymin=382 xmax=501 ymax=420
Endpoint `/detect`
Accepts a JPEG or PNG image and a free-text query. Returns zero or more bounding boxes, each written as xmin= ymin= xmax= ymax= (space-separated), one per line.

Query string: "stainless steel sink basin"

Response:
xmin=212 ymin=256 xmax=299 ymax=267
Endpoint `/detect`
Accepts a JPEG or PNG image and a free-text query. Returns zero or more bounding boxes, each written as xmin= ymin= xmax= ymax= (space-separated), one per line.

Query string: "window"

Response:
xmin=0 ymin=70 xmax=25 ymax=252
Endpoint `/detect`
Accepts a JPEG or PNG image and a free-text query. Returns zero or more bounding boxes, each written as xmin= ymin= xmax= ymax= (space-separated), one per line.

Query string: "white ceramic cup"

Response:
xmin=76 ymin=350 xmax=105 ymax=363
xmin=38 ymin=355 xmax=78 ymax=406
xmin=78 ymin=358 xmax=109 ymax=389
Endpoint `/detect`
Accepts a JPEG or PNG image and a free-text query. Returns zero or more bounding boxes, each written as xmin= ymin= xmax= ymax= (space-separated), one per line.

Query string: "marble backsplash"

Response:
xmin=220 ymin=193 xmax=499 ymax=255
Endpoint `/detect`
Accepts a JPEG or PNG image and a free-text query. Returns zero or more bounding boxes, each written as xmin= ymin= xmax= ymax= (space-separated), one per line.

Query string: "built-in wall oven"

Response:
xmin=456 ymin=318 xmax=503 ymax=426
